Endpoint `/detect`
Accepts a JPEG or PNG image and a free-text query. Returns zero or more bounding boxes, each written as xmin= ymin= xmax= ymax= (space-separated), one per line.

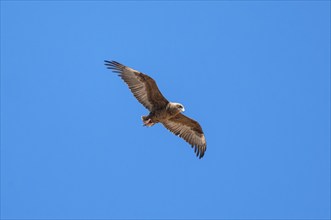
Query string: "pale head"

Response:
xmin=168 ymin=102 xmax=185 ymax=112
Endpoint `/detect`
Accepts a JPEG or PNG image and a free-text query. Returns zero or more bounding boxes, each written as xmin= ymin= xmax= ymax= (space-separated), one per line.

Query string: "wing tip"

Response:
xmin=193 ymin=144 xmax=206 ymax=159
xmin=104 ymin=60 xmax=125 ymax=72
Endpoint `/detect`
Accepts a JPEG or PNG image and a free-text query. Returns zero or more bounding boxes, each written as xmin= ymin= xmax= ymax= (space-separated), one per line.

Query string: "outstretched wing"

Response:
xmin=105 ymin=60 xmax=169 ymax=111
xmin=162 ymin=113 xmax=206 ymax=159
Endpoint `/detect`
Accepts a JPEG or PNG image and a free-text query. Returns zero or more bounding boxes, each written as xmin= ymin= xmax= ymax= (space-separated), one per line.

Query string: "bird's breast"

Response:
xmin=150 ymin=107 xmax=178 ymax=123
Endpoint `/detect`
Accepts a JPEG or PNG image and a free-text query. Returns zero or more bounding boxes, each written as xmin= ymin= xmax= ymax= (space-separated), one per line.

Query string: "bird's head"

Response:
xmin=168 ymin=102 xmax=185 ymax=113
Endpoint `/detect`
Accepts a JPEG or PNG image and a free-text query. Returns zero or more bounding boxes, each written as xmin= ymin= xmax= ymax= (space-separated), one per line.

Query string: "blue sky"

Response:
xmin=1 ymin=1 xmax=330 ymax=219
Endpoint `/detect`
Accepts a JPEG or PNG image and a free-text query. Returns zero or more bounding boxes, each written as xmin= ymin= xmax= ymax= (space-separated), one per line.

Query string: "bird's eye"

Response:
xmin=178 ymin=105 xmax=183 ymax=109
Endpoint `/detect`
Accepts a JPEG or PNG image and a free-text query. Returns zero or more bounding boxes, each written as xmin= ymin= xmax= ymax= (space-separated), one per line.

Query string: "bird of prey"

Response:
xmin=104 ymin=60 xmax=206 ymax=158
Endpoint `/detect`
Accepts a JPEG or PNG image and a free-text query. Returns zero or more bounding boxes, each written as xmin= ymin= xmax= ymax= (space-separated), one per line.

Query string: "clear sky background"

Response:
xmin=1 ymin=1 xmax=330 ymax=219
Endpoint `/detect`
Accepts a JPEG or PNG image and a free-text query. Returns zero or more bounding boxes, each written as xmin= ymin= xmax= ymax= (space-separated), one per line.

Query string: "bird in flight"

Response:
xmin=104 ymin=60 xmax=206 ymax=158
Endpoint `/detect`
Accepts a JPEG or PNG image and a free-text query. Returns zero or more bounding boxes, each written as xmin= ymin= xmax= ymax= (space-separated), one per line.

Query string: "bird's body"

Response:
xmin=104 ymin=60 xmax=206 ymax=158
xmin=142 ymin=102 xmax=184 ymax=127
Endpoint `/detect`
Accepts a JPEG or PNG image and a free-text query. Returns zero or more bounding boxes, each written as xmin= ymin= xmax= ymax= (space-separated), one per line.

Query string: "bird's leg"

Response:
xmin=141 ymin=116 xmax=155 ymax=127
xmin=144 ymin=119 xmax=153 ymax=126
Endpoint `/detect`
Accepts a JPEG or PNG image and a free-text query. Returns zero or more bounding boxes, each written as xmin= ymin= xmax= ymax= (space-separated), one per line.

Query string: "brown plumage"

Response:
xmin=104 ymin=60 xmax=207 ymax=159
